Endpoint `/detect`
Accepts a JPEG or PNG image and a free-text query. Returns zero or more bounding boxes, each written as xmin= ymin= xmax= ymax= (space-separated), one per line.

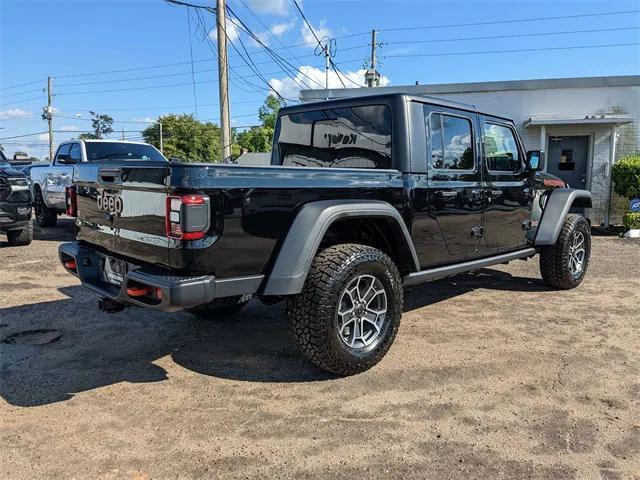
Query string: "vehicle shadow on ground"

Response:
xmin=404 ymin=267 xmax=549 ymax=311
xmin=0 ymin=268 xmax=547 ymax=407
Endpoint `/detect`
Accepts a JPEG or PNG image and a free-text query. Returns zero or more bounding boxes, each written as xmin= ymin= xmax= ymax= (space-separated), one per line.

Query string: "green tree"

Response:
xmin=235 ymin=126 xmax=273 ymax=153
xmin=142 ymin=114 xmax=221 ymax=162
xmin=79 ymin=111 xmax=114 ymax=139
xmin=258 ymin=94 xmax=285 ymax=129
xmin=233 ymin=94 xmax=285 ymax=156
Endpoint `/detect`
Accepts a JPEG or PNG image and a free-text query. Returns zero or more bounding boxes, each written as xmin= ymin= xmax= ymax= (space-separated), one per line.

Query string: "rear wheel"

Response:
xmin=540 ymin=214 xmax=591 ymax=289
xmin=287 ymin=244 xmax=403 ymax=376
xmin=34 ymin=188 xmax=57 ymax=228
xmin=188 ymin=294 xmax=251 ymax=319
xmin=6 ymin=222 xmax=33 ymax=246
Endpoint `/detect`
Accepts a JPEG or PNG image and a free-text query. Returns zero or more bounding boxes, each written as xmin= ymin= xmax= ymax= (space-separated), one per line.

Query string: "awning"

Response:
xmin=523 ymin=115 xmax=634 ymax=128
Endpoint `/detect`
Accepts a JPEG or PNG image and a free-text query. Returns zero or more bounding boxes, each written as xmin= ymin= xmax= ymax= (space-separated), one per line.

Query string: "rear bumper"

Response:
xmin=58 ymin=242 xmax=263 ymax=312
xmin=0 ymin=202 xmax=32 ymax=232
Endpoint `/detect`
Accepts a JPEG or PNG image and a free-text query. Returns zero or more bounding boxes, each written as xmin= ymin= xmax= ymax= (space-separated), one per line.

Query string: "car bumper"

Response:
xmin=58 ymin=242 xmax=263 ymax=312
xmin=0 ymin=202 xmax=32 ymax=232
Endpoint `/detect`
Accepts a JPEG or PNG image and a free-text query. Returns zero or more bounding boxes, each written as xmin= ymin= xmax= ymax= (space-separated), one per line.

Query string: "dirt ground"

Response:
xmin=1 ymin=218 xmax=639 ymax=479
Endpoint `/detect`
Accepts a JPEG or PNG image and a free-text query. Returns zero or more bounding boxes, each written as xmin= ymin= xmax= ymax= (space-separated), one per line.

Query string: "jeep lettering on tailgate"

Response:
xmin=97 ymin=190 xmax=123 ymax=217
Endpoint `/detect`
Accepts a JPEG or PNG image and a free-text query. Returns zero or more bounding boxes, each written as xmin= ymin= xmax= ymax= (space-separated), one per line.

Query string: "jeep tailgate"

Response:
xmin=74 ymin=161 xmax=171 ymax=267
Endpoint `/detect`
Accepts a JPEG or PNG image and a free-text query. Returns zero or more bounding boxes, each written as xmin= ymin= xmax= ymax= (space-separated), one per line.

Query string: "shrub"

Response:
xmin=612 ymin=155 xmax=640 ymax=199
xmin=623 ymin=212 xmax=640 ymax=230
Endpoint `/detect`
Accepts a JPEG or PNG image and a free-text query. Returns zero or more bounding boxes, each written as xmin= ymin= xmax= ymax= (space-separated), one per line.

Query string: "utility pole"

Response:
xmin=159 ymin=121 xmax=163 ymax=154
xmin=324 ymin=43 xmax=330 ymax=89
xmin=365 ymin=30 xmax=381 ymax=88
xmin=121 ymin=127 xmax=125 ymax=140
xmin=44 ymin=77 xmax=54 ymax=161
xmin=216 ymin=0 xmax=231 ymax=162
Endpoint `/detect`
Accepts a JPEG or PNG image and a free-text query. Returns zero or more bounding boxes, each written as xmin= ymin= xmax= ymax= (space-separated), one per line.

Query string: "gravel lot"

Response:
xmin=1 ymin=218 xmax=639 ymax=479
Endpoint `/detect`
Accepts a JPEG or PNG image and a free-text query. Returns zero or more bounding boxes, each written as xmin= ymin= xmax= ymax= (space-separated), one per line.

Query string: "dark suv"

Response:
xmin=58 ymin=94 xmax=592 ymax=375
xmin=0 ymin=150 xmax=33 ymax=246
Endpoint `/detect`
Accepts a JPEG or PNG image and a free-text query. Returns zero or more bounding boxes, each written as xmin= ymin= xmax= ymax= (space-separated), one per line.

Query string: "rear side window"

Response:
xmin=275 ymin=105 xmax=392 ymax=169
xmin=429 ymin=113 xmax=474 ymax=171
xmin=484 ymin=123 xmax=521 ymax=172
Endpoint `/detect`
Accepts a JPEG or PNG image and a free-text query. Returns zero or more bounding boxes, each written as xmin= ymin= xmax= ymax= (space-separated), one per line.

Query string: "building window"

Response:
xmin=275 ymin=105 xmax=392 ymax=169
xmin=429 ymin=113 xmax=474 ymax=171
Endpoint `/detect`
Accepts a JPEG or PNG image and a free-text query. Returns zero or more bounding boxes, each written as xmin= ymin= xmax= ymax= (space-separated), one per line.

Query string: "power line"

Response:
xmin=186 ymin=9 xmax=199 ymax=118
xmin=290 ymin=0 xmax=348 ymax=89
xmin=0 ymin=95 xmax=46 ymax=107
xmin=386 ymin=26 xmax=640 ymax=46
xmin=380 ymin=9 xmax=640 ymax=33
xmin=0 ymin=78 xmax=46 ymax=92
xmin=383 ymin=42 xmax=640 ymax=59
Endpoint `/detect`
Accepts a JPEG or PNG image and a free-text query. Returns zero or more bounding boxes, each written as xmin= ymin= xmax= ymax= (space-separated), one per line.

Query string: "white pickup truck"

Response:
xmin=29 ymin=139 xmax=166 ymax=227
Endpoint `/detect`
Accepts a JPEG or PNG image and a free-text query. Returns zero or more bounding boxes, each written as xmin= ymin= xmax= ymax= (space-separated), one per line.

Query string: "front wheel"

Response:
xmin=540 ymin=214 xmax=591 ymax=289
xmin=6 ymin=222 xmax=33 ymax=246
xmin=287 ymin=244 xmax=403 ymax=376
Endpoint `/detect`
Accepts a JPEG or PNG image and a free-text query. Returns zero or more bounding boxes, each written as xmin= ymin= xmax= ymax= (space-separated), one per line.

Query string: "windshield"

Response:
xmin=85 ymin=142 xmax=166 ymax=162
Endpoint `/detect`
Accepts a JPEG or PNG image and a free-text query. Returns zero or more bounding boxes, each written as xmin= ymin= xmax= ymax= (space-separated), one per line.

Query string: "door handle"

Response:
xmin=435 ymin=191 xmax=457 ymax=199
xmin=488 ymin=189 xmax=503 ymax=197
xmin=47 ymin=172 xmax=56 ymax=177
xmin=60 ymin=172 xmax=69 ymax=177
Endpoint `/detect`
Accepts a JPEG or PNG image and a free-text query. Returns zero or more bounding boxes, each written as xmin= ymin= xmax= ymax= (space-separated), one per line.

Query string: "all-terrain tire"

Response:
xmin=287 ymin=243 xmax=403 ymax=376
xmin=6 ymin=222 xmax=33 ymax=246
xmin=188 ymin=294 xmax=251 ymax=319
xmin=34 ymin=188 xmax=57 ymax=228
xmin=540 ymin=214 xmax=591 ymax=289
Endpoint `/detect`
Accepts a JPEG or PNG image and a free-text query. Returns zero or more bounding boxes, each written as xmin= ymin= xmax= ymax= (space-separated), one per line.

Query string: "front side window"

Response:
xmin=275 ymin=105 xmax=392 ymax=169
xmin=55 ymin=144 xmax=71 ymax=164
xmin=429 ymin=113 xmax=474 ymax=171
xmin=484 ymin=123 xmax=521 ymax=172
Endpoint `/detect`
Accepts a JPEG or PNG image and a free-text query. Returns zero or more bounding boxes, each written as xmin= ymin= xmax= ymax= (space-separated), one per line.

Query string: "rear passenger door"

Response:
xmin=425 ymin=107 xmax=484 ymax=257
xmin=480 ymin=117 xmax=531 ymax=250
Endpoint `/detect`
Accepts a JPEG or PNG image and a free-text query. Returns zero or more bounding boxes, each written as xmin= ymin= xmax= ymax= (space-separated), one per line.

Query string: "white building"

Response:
xmin=300 ymin=75 xmax=640 ymax=226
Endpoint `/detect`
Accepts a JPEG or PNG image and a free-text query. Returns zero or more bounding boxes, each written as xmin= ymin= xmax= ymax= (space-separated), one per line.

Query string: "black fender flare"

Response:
xmin=534 ymin=188 xmax=592 ymax=245
xmin=262 ymin=200 xmax=419 ymax=296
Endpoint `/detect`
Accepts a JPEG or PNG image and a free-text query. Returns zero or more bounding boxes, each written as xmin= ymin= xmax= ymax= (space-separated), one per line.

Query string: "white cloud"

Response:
xmin=269 ymin=66 xmax=390 ymax=100
xmin=209 ymin=18 xmax=240 ymax=44
xmin=131 ymin=117 xmax=155 ymax=123
xmin=244 ymin=0 xmax=289 ymax=16
xmin=301 ymin=20 xmax=332 ymax=46
xmin=59 ymin=125 xmax=80 ymax=132
xmin=0 ymin=108 xmax=33 ymax=120
xmin=37 ymin=133 xmax=50 ymax=142
xmin=271 ymin=20 xmax=295 ymax=36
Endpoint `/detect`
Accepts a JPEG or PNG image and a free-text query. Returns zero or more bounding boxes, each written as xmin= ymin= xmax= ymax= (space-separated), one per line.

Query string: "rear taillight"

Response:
xmin=165 ymin=194 xmax=210 ymax=240
xmin=65 ymin=186 xmax=77 ymax=217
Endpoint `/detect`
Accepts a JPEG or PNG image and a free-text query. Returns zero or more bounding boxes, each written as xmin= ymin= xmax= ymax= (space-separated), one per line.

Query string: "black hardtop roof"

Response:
xmin=278 ymin=92 xmax=514 ymax=123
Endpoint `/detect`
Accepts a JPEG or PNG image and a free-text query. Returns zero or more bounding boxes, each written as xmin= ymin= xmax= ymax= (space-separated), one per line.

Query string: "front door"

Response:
xmin=480 ymin=118 xmax=531 ymax=250
xmin=547 ymin=136 xmax=589 ymax=189
xmin=47 ymin=143 xmax=75 ymax=210
xmin=421 ymin=107 xmax=483 ymax=262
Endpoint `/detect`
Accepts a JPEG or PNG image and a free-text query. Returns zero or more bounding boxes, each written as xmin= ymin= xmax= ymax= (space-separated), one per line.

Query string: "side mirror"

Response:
xmin=58 ymin=156 xmax=76 ymax=165
xmin=526 ymin=150 xmax=542 ymax=171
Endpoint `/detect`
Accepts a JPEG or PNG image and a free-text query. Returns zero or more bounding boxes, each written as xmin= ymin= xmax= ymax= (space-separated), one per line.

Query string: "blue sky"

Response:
xmin=1 ymin=0 xmax=639 ymax=159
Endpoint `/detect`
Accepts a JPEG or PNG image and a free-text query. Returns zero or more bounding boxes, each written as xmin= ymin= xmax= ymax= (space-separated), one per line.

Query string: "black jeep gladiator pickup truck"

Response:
xmin=0 ymin=150 xmax=33 ymax=246
xmin=59 ymin=94 xmax=592 ymax=375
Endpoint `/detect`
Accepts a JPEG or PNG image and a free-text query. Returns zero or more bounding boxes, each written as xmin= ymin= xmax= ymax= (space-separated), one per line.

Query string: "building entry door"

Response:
xmin=547 ymin=135 xmax=589 ymax=189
